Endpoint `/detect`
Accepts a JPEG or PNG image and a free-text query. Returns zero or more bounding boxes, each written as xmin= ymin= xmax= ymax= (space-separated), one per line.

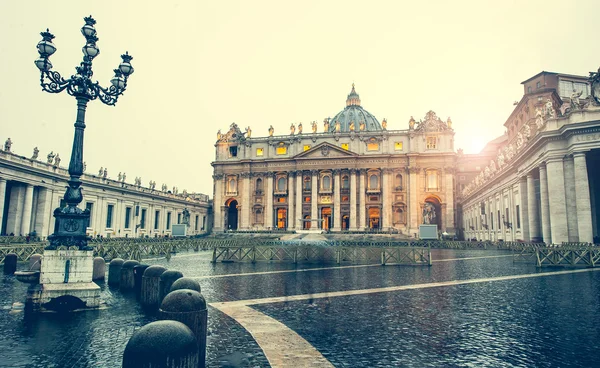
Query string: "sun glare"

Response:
xmin=469 ymin=137 xmax=486 ymax=154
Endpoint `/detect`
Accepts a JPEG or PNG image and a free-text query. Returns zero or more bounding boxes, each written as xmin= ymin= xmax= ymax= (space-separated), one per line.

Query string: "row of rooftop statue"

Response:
xmin=216 ymin=115 xmax=455 ymax=140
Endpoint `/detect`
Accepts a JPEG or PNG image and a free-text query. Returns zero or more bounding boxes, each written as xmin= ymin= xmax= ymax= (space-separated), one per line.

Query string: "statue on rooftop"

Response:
xmin=245 ymin=126 xmax=252 ymax=138
xmin=359 ymin=121 xmax=366 ymax=131
xmin=349 ymin=121 xmax=355 ymax=131
xmin=535 ymin=107 xmax=544 ymax=129
xmin=118 ymin=172 xmax=122 ymax=181
xmin=182 ymin=208 xmax=190 ymax=225
xmin=54 ymin=154 xmax=61 ymax=167
xmin=268 ymin=125 xmax=274 ymax=137
xmin=47 ymin=151 xmax=55 ymax=164
xmin=545 ymin=98 xmax=555 ymax=118
xmin=409 ymin=116 xmax=415 ymax=129
xmin=98 ymin=166 xmax=103 ymax=176
xmin=334 ymin=120 xmax=341 ymax=133
xmin=4 ymin=138 xmax=12 ymax=152
xmin=298 ymin=123 xmax=303 ymax=134
xmin=31 ymin=147 xmax=39 ymax=160
xmin=382 ymin=118 xmax=387 ymax=130
xmin=290 ymin=123 xmax=295 ymax=135
xmin=446 ymin=117 xmax=453 ymax=129
xmin=217 ymin=129 xmax=222 ymax=141
xmin=311 ymin=121 xmax=317 ymax=133
xmin=323 ymin=118 xmax=330 ymax=132
xmin=570 ymin=89 xmax=583 ymax=110
xmin=122 ymin=172 xmax=127 ymax=182
xmin=103 ymin=168 xmax=108 ymax=178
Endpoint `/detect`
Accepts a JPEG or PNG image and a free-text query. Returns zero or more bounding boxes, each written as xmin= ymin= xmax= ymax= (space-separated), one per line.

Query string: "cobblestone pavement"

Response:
xmin=2 ymin=249 xmax=600 ymax=367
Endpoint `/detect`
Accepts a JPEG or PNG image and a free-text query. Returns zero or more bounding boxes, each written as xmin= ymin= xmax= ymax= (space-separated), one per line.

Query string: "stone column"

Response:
xmin=573 ymin=152 xmax=593 ymax=243
xmin=295 ymin=170 xmax=303 ymax=230
xmin=0 ymin=178 xmax=6 ymax=234
xmin=563 ymin=156 xmax=579 ymax=242
xmin=349 ymin=169 xmax=358 ymax=231
xmin=539 ymin=164 xmax=552 ymax=244
xmin=241 ymin=173 xmax=251 ymax=230
xmin=20 ymin=184 xmax=34 ymax=236
xmin=333 ymin=169 xmax=341 ymax=231
xmin=409 ymin=167 xmax=419 ymax=235
xmin=381 ymin=169 xmax=390 ymax=230
xmin=359 ymin=169 xmax=366 ymax=230
xmin=527 ymin=173 xmax=540 ymax=242
xmin=288 ymin=172 xmax=295 ymax=230
xmin=519 ymin=176 xmax=530 ymax=241
xmin=265 ymin=172 xmax=274 ymax=229
xmin=546 ymin=158 xmax=569 ymax=244
xmin=311 ymin=170 xmax=318 ymax=229
xmin=213 ymin=174 xmax=223 ymax=231
xmin=445 ymin=169 xmax=454 ymax=232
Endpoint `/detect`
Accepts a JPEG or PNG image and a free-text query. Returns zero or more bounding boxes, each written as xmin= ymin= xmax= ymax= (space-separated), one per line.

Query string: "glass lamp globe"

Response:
xmin=119 ymin=61 xmax=134 ymax=76
xmin=34 ymin=58 xmax=52 ymax=71
xmin=82 ymin=43 xmax=99 ymax=58
xmin=37 ymin=40 xmax=56 ymax=57
xmin=111 ymin=75 xmax=125 ymax=89
xmin=81 ymin=23 xmax=96 ymax=38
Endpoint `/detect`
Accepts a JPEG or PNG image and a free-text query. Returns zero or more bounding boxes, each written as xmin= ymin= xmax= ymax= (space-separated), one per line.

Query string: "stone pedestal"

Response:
xmin=27 ymin=249 xmax=101 ymax=311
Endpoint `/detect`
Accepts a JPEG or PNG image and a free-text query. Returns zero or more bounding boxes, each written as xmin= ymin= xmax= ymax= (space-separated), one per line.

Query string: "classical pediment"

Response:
xmin=293 ymin=142 xmax=358 ymax=159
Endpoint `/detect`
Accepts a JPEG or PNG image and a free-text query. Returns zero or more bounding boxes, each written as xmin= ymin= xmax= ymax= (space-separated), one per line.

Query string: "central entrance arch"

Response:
xmin=321 ymin=207 xmax=332 ymax=231
xmin=225 ymin=199 xmax=238 ymax=230
xmin=368 ymin=207 xmax=380 ymax=229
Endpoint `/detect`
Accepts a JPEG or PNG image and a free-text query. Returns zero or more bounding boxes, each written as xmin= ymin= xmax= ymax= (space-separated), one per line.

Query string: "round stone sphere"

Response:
xmin=170 ymin=277 xmax=201 ymax=293
xmin=122 ymin=260 xmax=140 ymax=269
xmin=109 ymin=258 xmax=125 ymax=267
xmin=122 ymin=320 xmax=198 ymax=366
xmin=143 ymin=265 xmax=167 ymax=278
xmin=160 ymin=289 xmax=206 ymax=313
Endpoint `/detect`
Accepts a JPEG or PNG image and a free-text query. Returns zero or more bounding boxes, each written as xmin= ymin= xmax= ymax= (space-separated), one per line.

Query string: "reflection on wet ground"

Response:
xmin=0 ymin=249 xmax=599 ymax=367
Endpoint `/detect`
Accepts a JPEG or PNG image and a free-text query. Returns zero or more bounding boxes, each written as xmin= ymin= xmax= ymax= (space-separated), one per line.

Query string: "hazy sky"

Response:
xmin=1 ymin=0 xmax=599 ymax=196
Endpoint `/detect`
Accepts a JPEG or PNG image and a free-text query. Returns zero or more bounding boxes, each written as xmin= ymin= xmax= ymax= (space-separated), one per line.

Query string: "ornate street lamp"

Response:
xmin=35 ymin=16 xmax=134 ymax=250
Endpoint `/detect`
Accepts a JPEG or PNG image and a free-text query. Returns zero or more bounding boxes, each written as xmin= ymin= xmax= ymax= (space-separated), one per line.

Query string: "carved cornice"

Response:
xmin=265 ymin=171 xmax=275 ymax=178
xmin=240 ymin=172 xmax=251 ymax=178
xmin=213 ymin=174 xmax=224 ymax=180
xmin=310 ymin=169 xmax=319 ymax=176
xmin=332 ymin=169 xmax=341 ymax=175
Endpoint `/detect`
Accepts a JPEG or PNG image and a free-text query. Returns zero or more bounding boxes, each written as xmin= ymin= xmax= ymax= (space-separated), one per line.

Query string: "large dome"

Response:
xmin=328 ymin=85 xmax=382 ymax=133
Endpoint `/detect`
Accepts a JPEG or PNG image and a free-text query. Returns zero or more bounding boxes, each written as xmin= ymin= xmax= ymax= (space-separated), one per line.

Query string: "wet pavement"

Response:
xmin=1 ymin=249 xmax=599 ymax=367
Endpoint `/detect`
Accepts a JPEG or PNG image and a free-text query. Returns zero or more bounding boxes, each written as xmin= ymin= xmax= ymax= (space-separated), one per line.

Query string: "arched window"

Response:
xmin=303 ymin=176 xmax=311 ymax=190
xmin=323 ymin=176 xmax=331 ymax=190
xmin=342 ymin=175 xmax=349 ymax=189
xmin=256 ymin=178 xmax=263 ymax=191
xmin=254 ymin=209 xmax=263 ymax=224
xmin=394 ymin=174 xmax=402 ymax=189
xmin=369 ymin=174 xmax=379 ymax=190
xmin=277 ymin=177 xmax=286 ymax=192
xmin=394 ymin=206 xmax=406 ymax=224
xmin=228 ymin=178 xmax=237 ymax=192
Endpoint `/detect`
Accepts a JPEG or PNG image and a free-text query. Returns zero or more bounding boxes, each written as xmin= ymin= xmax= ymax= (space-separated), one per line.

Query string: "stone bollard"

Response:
xmin=120 ymin=260 xmax=140 ymax=291
xmin=108 ymin=258 xmax=125 ymax=286
xmin=133 ymin=264 xmax=150 ymax=296
xmin=93 ymin=257 xmax=106 ymax=281
xmin=122 ymin=320 xmax=199 ymax=368
xmin=3 ymin=253 xmax=17 ymax=275
xmin=159 ymin=270 xmax=184 ymax=304
xmin=170 ymin=278 xmax=201 ymax=293
xmin=29 ymin=254 xmax=42 ymax=271
xmin=141 ymin=265 xmax=167 ymax=309
xmin=160 ymin=290 xmax=207 ymax=368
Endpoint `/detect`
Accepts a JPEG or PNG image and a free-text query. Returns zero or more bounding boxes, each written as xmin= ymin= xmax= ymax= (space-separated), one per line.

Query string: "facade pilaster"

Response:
xmin=381 ymin=169 xmax=390 ymax=230
xmin=408 ymin=167 xmax=418 ymax=235
xmin=545 ymin=158 xmax=568 ymax=244
xmin=265 ymin=172 xmax=274 ymax=229
xmin=573 ymin=152 xmax=593 ymax=243
xmin=241 ymin=173 xmax=251 ymax=230
xmin=0 ymin=178 xmax=6 ymax=235
xmin=359 ymin=169 xmax=366 ymax=230
xmin=444 ymin=168 xmax=454 ymax=232
xmin=213 ymin=174 xmax=224 ymax=231
xmin=563 ymin=156 xmax=579 ymax=241
xmin=539 ymin=164 xmax=552 ymax=243
xmin=333 ymin=169 xmax=341 ymax=231
xmin=295 ymin=170 xmax=303 ymax=230
xmin=349 ymin=169 xmax=358 ymax=231
xmin=526 ymin=173 xmax=540 ymax=242
xmin=20 ymin=184 xmax=34 ymax=236
xmin=311 ymin=170 xmax=318 ymax=229
xmin=519 ymin=177 xmax=530 ymax=241
xmin=288 ymin=172 xmax=295 ymax=230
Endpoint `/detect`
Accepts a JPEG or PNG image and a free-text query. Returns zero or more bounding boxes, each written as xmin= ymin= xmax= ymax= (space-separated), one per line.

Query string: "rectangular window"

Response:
xmin=426 ymin=137 xmax=437 ymax=149
xmin=256 ymin=148 xmax=264 ymax=156
xmin=177 ymin=213 xmax=182 ymax=224
xmin=202 ymin=216 xmax=206 ymax=230
xmin=276 ymin=146 xmax=287 ymax=155
xmin=277 ymin=197 xmax=286 ymax=203
xmin=516 ymin=205 xmax=521 ymax=228
xmin=341 ymin=143 xmax=349 ymax=150
xmin=154 ymin=210 xmax=160 ymax=230
xmin=85 ymin=202 xmax=94 ymax=227
xmin=304 ymin=145 xmax=311 ymax=151
xmin=167 ymin=212 xmax=172 ymax=230
xmin=497 ymin=210 xmax=501 ymax=228
xmin=304 ymin=196 xmax=311 ymax=202
xmin=427 ymin=171 xmax=438 ymax=191
xmin=536 ymin=81 xmax=541 ymax=89
xmin=491 ymin=213 xmax=494 ymax=230
xmin=106 ymin=204 xmax=114 ymax=228
xmin=125 ymin=207 xmax=132 ymax=229
xmin=367 ymin=142 xmax=379 ymax=151
xmin=229 ymin=146 xmax=238 ymax=157
xmin=341 ymin=195 xmax=349 ymax=202
xmin=559 ymin=80 xmax=590 ymax=99
xmin=141 ymin=209 xmax=147 ymax=229
xmin=195 ymin=215 xmax=199 ymax=231
xmin=394 ymin=142 xmax=403 ymax=151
